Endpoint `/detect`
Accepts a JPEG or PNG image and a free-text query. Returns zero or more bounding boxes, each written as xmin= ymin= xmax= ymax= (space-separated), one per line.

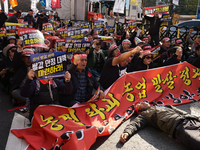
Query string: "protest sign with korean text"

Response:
xmin=57 ymin=28 xmax=68 ymax=38
xmin=56 ymin=39 xmax=66 ymax=51
xmin=5 ymin=22 xmax=23 ymax=35
xmin=43 ymin=23 xmax=54 ymax=33
xmin=67 ymin=28 xmax=84 ymax=39
xmin=106 ymin=26 xmax=115 ymax=34
xmin=30 ymin=52 xmax=68 ymax=79
xmin=128 ymin=21 xmax=137 ymax=30
xmin=65 ymin=38 xmax=91 ymax=53
xmin=18 ymin=29 xmax=48 ymax=49
xmin=93 ymin=20 xmax=104 ymax=29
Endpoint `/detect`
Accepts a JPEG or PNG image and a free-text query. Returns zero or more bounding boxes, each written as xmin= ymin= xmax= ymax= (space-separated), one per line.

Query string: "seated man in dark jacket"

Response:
xmin=0 ymin=44 xmax=16 ymax=92
xmin=60 ymin=51 xmax=105 ymax=107
xmin=10 ymin=40 xmax=34 ymax=105
xmin=158 ymin=46 xmax=182 ymax=67
xmin=187 ymin=45 xmax=200 ymax=68
xmin=120 ymin=102 xmax=200 ymax=150
xmin=21 ymin=69 xmax=73 ymax=121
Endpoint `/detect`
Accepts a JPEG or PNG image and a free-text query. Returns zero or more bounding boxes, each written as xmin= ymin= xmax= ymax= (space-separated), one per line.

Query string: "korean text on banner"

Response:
xmin=11 ymin=62 xmax=200 ymax=150
xmin=18 ymin=29 xmax=48 ymax=49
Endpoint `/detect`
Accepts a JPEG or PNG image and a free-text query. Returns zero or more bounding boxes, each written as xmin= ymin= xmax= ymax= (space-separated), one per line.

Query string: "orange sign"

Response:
xmin=12 ymin=62 xmax=200 ymax=150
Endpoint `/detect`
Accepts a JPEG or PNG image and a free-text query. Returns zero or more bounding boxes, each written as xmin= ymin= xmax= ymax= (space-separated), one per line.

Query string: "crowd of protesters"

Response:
xmin=0 ymin=8 xmax=199 ymax=124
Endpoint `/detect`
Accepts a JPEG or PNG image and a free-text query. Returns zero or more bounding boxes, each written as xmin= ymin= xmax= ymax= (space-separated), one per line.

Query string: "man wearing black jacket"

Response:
xmin=143 ymin=8 xmax=161 ymax=46
xmin=187 ymin=45 xmax=200 ymax=68
xmin=0 ymin=10 xmax=7 ymax=28
xmin=24 ymin=9 xmax=35 ymax=28
xmin=35 ymin=14 xmax=48 ymax=31
xmin=158 ymin=46 xmax=182 ymax=67
xmin=120 ymin=102 xmax=200 ymax=150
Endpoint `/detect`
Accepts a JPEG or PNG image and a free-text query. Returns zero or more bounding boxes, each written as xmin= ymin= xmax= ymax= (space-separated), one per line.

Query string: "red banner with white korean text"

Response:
xmin=11 ymin=62 xmax=200 ymax=150
xmin=52 ymin=0 xmax=61 ymax=8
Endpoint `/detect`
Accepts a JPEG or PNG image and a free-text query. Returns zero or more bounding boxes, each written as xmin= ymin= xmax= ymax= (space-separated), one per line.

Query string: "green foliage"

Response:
xmin=173 ymin=0 xmax=199 ymax=15
xmin=145 ymin=0 xmax=157 ymax=7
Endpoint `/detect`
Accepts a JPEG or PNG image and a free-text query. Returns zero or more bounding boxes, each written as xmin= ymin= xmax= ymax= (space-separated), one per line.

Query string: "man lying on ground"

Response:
xmin=120 ymin=102 xmax=200 ymax=150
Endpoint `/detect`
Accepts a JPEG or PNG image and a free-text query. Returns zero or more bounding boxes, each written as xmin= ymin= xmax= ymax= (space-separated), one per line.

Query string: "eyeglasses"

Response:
xmin=145 ymin=56 xmax=153 ymax=59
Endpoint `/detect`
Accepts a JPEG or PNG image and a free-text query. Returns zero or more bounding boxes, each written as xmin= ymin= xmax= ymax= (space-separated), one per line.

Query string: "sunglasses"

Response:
xmin=11 ymin=50 xmax=16 ymax=52
xmin=145 ymin=56 xmax=153 ymax=59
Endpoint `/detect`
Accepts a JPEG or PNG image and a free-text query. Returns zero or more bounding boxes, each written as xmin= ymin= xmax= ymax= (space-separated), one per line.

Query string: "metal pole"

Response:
xmin=196 ymin=0 xmax=200 ymax=16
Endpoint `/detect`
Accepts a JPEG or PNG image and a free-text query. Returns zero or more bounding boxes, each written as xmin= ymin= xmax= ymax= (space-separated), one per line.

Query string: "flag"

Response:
xmin=52 ymin=0 xmax=61 ymax=9
xmin=4 ymin=0 xmax=8 ymax=14
xmin=9 ymin=0 xmax=18 ymax=8
xmin=39 ymin=0 xmax=46 ymax=7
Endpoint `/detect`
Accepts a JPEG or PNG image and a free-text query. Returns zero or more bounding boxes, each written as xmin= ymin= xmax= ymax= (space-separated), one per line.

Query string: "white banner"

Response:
xmin=172 ymin=0 xmax=179 ymax=6
xmin=4 ymin=0 xmax=8 ymax=14
xmin=46 ymin=0 xmax=52 ymax=10
xmin=0 ymin=1 xmax=2 ymax=10
xmin=31 ymin=0 xmax=39 ymax=16
xmin=113 ymin=0 xmax=125 ymax=14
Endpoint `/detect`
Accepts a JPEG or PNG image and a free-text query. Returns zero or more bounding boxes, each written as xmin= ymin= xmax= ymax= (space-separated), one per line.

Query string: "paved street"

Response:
xmin=1 ymin=88 xmax=200 ymax=150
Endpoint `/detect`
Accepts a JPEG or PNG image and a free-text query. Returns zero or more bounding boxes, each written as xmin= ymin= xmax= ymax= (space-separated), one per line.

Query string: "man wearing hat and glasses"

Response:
xmin=0 ymin=44 xmax=16 ymax=92
xmin=127 ymin=44 xmax=158 ymax=72
xmin=100 ymin=45 xmax=142 ymax=89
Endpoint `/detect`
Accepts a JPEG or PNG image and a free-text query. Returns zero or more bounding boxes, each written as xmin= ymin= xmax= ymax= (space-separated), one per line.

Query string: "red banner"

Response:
xmin=11 ymin=62 xmax=200 ymax=150
xmin=52 ymin=0 xmax=61 ymax=8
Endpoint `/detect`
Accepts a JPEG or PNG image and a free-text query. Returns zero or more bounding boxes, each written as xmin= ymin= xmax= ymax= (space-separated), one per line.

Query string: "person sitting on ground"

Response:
xmin=0 ymin=44 xmax=16 ymax=93
xmin=60 ymin=51 xmax=105 ymax=107
xmin=20 ymin=69 xmax=73 ymax=121
xmin=158 ymin=46 xmax=182 ymax=67
xmin=87 ymin=40 xmax=108 ymax=78
xmin=9 ymin=40 xmax=34 ymax=105
xmin=107 ymin=44 xmax=120 ymax=60
xmin=147 ymin=34 xmax=154 ymax=48
xmin=2 ymin=34 xmax=17 ymax=50
xmin=120 ymin=102 xmax=200 ymax=150
xmin=187 ymin=29 xmax=200 ymax=54
xmin=99 ymin=46 xmax=141 ymax=89
xmin=120 ymin=39 xmax=131 ymax=53
xmin=142 ymin=37 xmax=148 ymax=44
xmin=127 ymin=44 xmax=157 ymax=72
xmin=174 ymin=38 xmax=189 ymax=61
xmin=187 ymin=44 xmax=200 ymax=68
xmin=160 ymin=37 xmax=171 ymax=54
